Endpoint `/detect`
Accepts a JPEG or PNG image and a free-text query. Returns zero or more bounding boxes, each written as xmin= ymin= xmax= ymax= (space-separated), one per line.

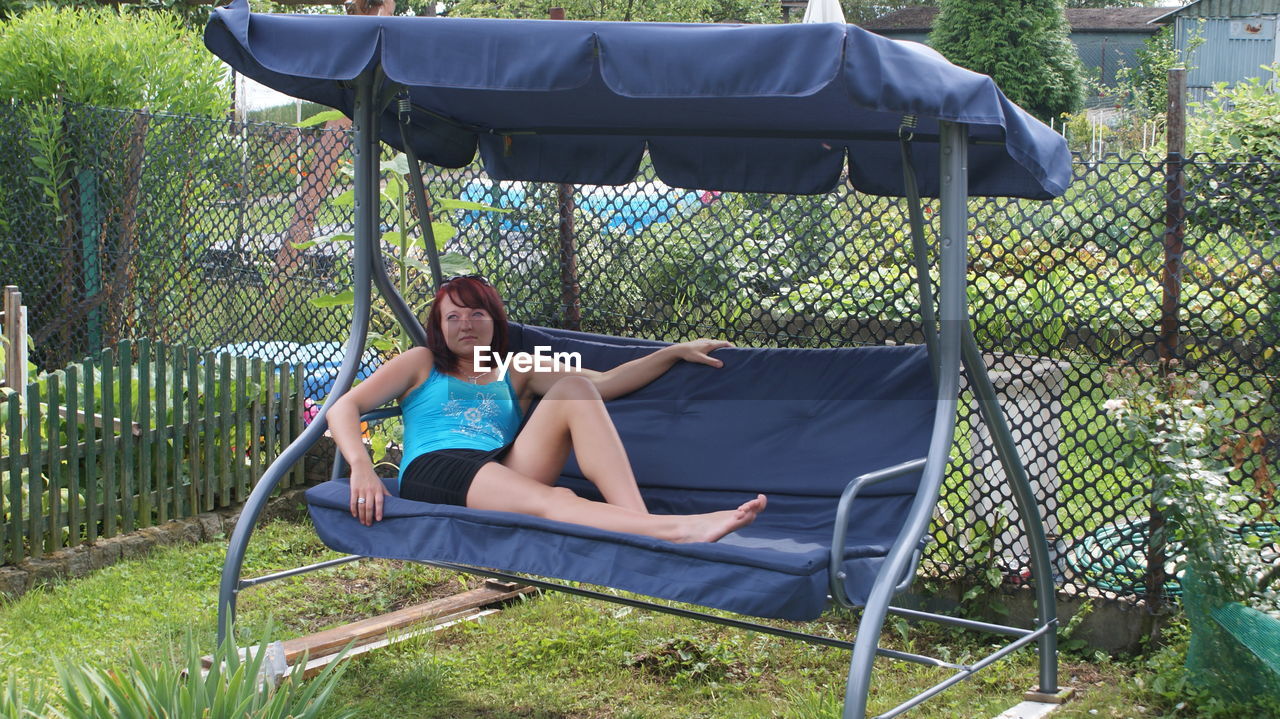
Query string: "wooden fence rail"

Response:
xmin=0 ymin=340 xmax=305 ymax=565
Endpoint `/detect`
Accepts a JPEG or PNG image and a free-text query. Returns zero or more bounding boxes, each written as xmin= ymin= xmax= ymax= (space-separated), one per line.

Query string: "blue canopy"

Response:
xmin=205 ymin=0 xmax=1071 ymax=198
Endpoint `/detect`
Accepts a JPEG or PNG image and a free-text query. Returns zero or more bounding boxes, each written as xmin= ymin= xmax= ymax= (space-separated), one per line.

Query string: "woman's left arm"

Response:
xmin=522 ymin=339 xmax=733 ymax=400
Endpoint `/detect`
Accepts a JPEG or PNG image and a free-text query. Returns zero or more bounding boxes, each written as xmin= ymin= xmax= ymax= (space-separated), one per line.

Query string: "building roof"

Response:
xmin=1153 ymin=0 xmax=1280 ymax=23
xmin=862 ymin=6 xmax=1170 ymax=33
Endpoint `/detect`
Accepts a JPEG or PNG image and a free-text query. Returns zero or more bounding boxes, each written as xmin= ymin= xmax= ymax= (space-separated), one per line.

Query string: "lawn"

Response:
xmin=0 ymin=519 xmax=1184 ymax=718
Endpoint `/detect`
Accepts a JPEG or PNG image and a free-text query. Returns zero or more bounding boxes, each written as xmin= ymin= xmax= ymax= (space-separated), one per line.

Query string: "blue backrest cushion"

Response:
xmin=509 ymin=324 xmax=936 ymax=498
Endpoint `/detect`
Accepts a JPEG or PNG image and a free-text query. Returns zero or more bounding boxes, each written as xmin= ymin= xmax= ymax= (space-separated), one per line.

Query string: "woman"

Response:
xmin=328 ymin=275 xmax=766 ymax=543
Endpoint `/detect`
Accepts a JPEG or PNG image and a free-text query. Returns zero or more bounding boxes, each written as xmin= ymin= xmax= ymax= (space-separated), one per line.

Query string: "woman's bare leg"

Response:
xmin=500 ymin=376 xmax=647 ymax=512
xmin=467 ymin=462 xmax=767 ymax=543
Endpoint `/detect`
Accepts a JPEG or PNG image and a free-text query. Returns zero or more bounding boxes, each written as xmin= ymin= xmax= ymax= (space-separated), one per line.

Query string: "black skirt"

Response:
xmin=399 ymin=444 xmax=512 ymax=506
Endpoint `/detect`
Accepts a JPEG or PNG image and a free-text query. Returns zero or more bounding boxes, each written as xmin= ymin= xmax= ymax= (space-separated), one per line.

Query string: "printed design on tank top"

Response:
xmin=440 ymin=391 xmax=508 ymax=446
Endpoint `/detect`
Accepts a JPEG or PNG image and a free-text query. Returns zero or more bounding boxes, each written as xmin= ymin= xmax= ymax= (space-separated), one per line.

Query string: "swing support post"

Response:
xmin=216 ymin=71 xmax=380 ymax=645
xmin=841 ymin=121 xmax=1059 ymax=718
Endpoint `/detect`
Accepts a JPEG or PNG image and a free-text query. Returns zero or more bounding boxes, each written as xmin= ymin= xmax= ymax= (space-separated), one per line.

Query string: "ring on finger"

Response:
xmin=357 ymin=497 xmax=367 ymax=504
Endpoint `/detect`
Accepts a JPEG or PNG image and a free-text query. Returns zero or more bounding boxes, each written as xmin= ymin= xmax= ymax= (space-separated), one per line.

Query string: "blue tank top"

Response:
xmin=397 ymin=369 xmax=523 ymax=485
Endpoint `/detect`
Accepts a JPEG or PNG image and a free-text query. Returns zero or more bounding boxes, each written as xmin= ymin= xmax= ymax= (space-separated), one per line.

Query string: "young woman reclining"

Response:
xmin=327 ymin=274 xmax=767 ymax=542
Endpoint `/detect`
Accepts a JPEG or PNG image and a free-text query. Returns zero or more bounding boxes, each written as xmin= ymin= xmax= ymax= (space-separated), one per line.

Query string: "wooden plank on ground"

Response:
xmin=295 ymin=608 xmax=501 ymax=680
xmin=202 ymin=580 xmax=534 ymax=671
xmin=277 ymin=580 xmax=534 ymax=663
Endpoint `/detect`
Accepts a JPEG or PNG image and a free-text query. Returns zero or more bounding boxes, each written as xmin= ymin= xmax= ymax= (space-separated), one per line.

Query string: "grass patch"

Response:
xmin=0 ymin=519 xmax=467 ymax=695
xmin=0 ymin=518 xmax=1200 ymax=717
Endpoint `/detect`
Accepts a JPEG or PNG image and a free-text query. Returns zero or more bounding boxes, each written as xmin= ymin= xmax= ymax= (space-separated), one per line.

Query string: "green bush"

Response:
xmin=1189 ymin=66 xmax=1280 ymax=160
xmin=930 ymin=0 xmax=1084 ymax=121
xmin=0 ymin=6 xmax=228 ymax=114
xmin=1116 ymin=24 xmax=1204 ymax=120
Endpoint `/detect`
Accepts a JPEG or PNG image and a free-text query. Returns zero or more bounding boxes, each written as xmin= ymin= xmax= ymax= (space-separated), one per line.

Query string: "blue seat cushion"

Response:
xmin=306 ymin=477 xmax=915 ymax=620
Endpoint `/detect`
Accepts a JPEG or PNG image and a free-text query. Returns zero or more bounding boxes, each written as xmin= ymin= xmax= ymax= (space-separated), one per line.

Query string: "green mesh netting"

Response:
xmin=1183 ymin=570 xmax=1280 ymax=705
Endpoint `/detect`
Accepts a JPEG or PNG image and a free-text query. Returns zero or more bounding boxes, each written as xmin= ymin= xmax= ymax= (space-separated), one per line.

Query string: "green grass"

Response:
xmin=0 ymin=518 xmax=1184 ymax=718
xmin=0 ymin=520 xmax=462 ymax=690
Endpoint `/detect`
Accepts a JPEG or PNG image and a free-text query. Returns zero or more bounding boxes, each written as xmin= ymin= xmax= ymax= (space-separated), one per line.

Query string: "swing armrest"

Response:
xmin=330 ymin=405 xmax=405 ymax=481
xmin=828 ymin=457 xmax=928 ymax=607
xmin=360 ymin=406 xmax=404 ymax=423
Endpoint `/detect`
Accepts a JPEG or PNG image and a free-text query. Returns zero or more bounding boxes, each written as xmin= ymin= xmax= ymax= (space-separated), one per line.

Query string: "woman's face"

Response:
xmin=438 ymin=292 xmax=494 ymax=363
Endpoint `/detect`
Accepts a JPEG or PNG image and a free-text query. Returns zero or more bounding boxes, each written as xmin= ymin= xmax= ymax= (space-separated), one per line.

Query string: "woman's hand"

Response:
xmin=669 ymin=339 xmax=734 ymax=368
xmin=349 ymin=465 xmax=392 ymax=526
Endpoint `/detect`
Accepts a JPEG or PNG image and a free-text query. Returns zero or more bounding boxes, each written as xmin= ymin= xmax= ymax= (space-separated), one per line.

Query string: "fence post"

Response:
xmin=1160 ymin=68 xmax=1186 ymax=364
xmin=550 ymin=7 xmax=582 ymax=331
xmin=77 ymin=171 xmax=103 ymax=351
xmin=3 ymin=287 xmax=28 ymax=390
xmin=1147 ymin=67 xmax=1187 ymax=626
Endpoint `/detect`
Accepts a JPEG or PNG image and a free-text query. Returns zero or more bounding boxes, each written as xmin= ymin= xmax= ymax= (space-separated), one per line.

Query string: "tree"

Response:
xmin=930 ymin=0 xmax=1084 ymax=121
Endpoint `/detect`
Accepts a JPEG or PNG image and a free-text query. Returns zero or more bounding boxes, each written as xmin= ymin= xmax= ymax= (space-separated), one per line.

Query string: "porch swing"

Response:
xmin=203 ymin=3 xmax=1073 ymax=717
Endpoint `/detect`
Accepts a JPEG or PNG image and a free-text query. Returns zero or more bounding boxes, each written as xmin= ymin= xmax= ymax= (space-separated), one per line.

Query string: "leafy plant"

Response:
xmin=0 ymin=672 xmax=48 ymax=719
xmin=626 ymin=636 xmax=738 ymax=685
xmin=1190 ymin=65 xmax=1280 ymax=160
xmin=1116 ymin=23 xmax=1205 ymax=120
xmin=295 ymin=112 xmax=504 ymax=356
xmin=20 ymin=102 xmax=74 ymax=232
xmin=0 ymin=6 xmax=228 ymax=114
xmin=1103 ymin=363 xmax=1276 ymax=613
xmin=53 ymin=625 xmax=355 ymax=719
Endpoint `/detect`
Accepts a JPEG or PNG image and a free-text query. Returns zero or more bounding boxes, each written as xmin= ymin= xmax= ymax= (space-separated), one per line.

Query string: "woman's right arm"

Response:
xmin=329 ymin=346 xmax=433 ymax=525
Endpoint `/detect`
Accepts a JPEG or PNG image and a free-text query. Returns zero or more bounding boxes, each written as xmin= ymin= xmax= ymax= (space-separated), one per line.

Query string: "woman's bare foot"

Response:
xmin=676 ymin=494 xmax=768 ymax=543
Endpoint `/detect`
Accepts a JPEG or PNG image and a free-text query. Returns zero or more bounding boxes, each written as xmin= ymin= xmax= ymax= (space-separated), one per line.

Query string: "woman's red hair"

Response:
xmin=425 ymin=276 xmax=509 ymax=374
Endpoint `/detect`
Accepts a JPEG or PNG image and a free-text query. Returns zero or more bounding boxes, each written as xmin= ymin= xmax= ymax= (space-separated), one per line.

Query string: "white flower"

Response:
xmin=1102 ymin=398 xmax=1129 ymax=417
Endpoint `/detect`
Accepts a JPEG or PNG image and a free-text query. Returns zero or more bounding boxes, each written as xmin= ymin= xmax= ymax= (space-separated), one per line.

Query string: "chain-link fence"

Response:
xmin=1 ymin=100 xmax=1275 ymax=606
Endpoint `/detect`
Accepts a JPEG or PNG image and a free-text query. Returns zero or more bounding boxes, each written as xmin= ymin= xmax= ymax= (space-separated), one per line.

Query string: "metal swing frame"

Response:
xmin=216 ymin=70 xmax=1060 ymax=719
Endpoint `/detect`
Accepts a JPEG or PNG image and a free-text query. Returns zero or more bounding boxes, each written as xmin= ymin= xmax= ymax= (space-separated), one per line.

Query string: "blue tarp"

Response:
xmin=204 ymin=0 xmax=1071 ymax=199
xmin=458 ymin=179 xmax=705 ymax=235
xmin=305 ymin=325 xmax=936 ymax=619
xmin=212 ymin=341 xmax=382 ymax=401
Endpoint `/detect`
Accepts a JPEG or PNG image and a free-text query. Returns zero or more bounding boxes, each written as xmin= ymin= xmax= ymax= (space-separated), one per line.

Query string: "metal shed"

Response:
xmin=1154 ymin=0 xmax=1280 ymax=101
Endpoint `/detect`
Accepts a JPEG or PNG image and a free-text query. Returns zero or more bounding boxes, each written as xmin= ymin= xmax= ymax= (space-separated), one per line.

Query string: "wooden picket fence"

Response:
xmin=0 ymin=339 xmax=306 ymax=565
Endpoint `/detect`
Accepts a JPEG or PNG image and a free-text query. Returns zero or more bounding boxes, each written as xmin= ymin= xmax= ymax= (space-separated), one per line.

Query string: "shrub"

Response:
xmin=1116 ymin=24 xmax=1203 ymax=120
xmin=1189 ymin=65 xmax=1280 ymax=161
xmin=0 ymin=6 xmax=228 ymax=114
